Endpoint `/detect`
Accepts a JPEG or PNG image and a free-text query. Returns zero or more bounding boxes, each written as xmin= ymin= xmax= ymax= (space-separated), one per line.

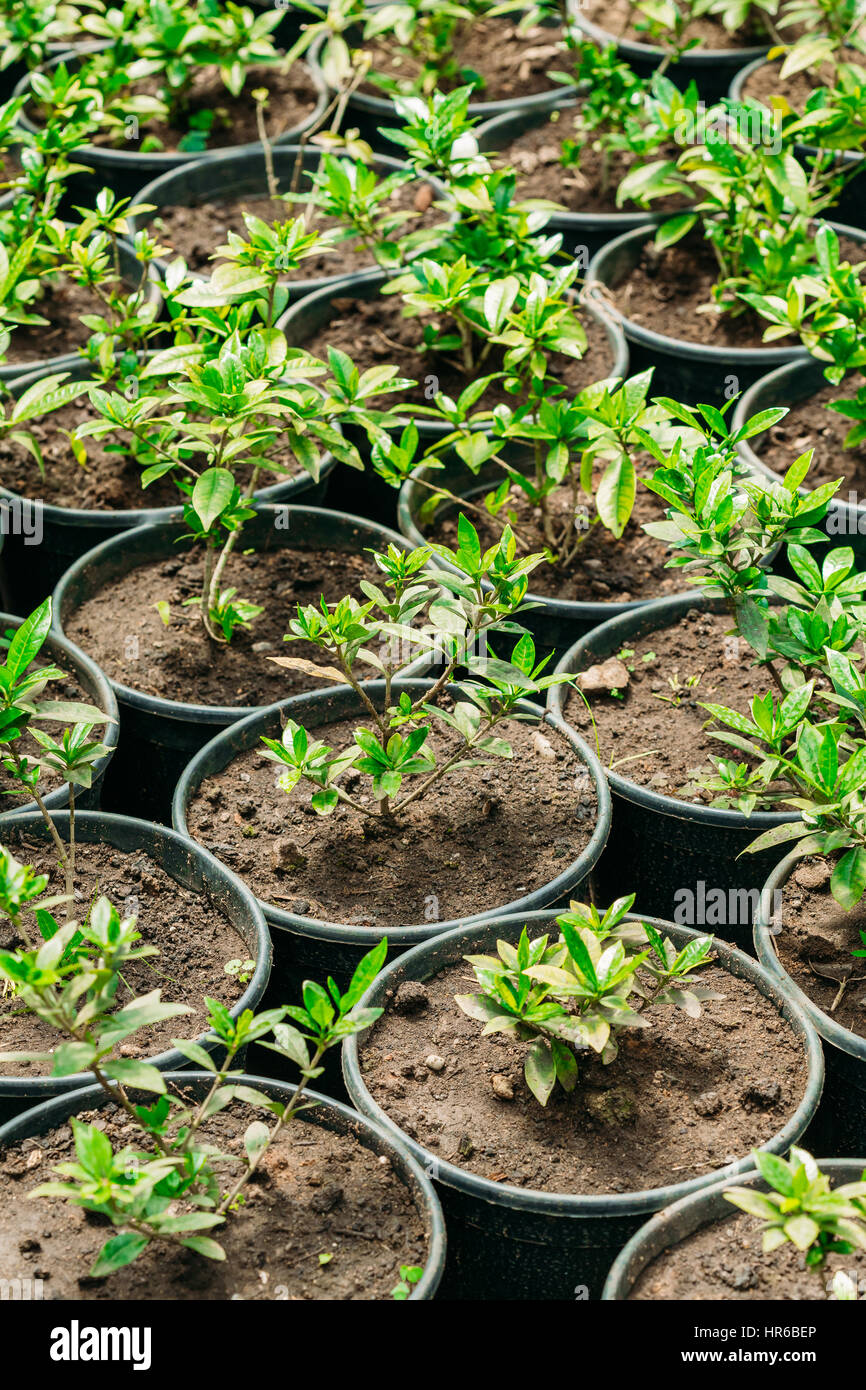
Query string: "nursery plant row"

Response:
xmin=0 ymin=0 xmax=865 ymax=1311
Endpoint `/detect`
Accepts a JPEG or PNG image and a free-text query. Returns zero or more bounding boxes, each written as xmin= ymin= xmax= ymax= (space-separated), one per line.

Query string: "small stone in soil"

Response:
xmin=693 ymin=1091 xmax=722 ymax=1116
xmin=793 ymin=861 xmax=832 ymax=891
xmin=741 ymin=1079 xmax=782 ymax=1108
xmin=578 ymin=659 xmax=630 ymax=695
xmin=491 ymin=1074 xmax=514 ymax=1100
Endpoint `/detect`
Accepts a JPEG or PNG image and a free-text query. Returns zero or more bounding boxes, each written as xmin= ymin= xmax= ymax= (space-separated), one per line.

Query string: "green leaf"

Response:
xmin=5 ymin=600 xmax=51 ymax=681
xmin=831 ymin=848 xmax=866 ymax=911
xmin=101 ymin=1059 xmax=167 ymax=1092
xmin=524 ymin=1037 xmax=556 ymax=1106
xmin=244 ymin=1119 xmax=270 ymax=1161
xmin=192 ymin=467 xmax=235 ymax=533
xmin=753 ymin=1149 xmax=795 ymax=1196
xmin=179 ymin=1236 xmax=226 ymax=1260
xmin=596 ymin=454 xmax=636 ymax=539
xmin=89 ymin=1233 xmax=149 ymax=1278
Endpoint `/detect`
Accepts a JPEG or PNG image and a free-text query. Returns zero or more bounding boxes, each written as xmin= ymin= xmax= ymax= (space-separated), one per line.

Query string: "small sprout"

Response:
xmin=225 ymin=958 xmax=256 ymax=985
xmin=153 ymin=601 xmax=171 ymax=627
xmin=391 ymin=1265 xmax=423 ymax=1299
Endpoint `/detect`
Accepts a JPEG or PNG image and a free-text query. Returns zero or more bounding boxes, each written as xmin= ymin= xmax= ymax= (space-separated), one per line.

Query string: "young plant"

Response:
xmin=76 ymin=328 xmax=412 ymax=642
xmin=0 ymin=0 xmax=97 ymax=73
xmin=261 ymin=517 xmax=574 ymax=821
xmin=74 ymin=0 xmax=285 ymax=150
xmin=619 ymin=111 xmax=861 ymax=322
xmin=725 ymin=1147 xmax=866 ymax=1267
xmin=0 ymin=886 xmax=390 ymax=1277
xmin=456 ymin=896 xmax=721 ymax=1104
xmin=0 ymin=599 xmax=114 ymax=909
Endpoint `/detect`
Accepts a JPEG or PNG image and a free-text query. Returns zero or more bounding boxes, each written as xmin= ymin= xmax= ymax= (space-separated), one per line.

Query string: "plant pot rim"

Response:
xmin=733 ymin=356 xmax=866 ymax=521
xmin=572 ymin=7 xmax=771 ymax=64
xmin=171 ymin=678 xmax=612 ymax=943
xmin=0 ymin=810 xmax=272 ymax=1096
xmin=0 ymin=614 xmax=120 ymax=820
xmin=728 ymin=54 xmax=866 ymax=165
xmin=278 ymin=272 xmax=630 ymax=437
xmin=12 ymin=42 xmax=329 ymax=168
xmin=50 ymin=498 xmax=409 ymax=726
xmin=397 ymin=454 xmax=696 ymax=623
xmin=341 ymin=906 xmax=824 ymax=1216
xmin=127 ymin=143 xmax=451 ymax=288
xmin=0 ymin=1068 xmax=447 ymax=1299
xmin=0 ymin=352 xmax=320 ymax=529
xmin=548 ymin=590 xmax=797 ymax=828
xmin=754 ymin=845 xmax=866 ymax=1061
xmin=587 ymin=221 xmax=866 ymax=364
xmin=601 ymin=1156 xmax=861 ymax=1299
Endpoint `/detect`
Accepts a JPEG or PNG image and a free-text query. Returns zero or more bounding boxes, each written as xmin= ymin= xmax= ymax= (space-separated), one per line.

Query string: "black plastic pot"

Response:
xmin=755 ymin=849 xmax=866 ymax=1155
xmin=0 ymin=810 xmax=271 ymax=1127
xmin=572 ymin=6 xmax=770 ymax=102
xmin=548 ymin=592 xmax=797 ymax=948
xmin=603 ymin=1157 xmax=857 ymax=1299
xmin=129 ymin=144 xmax=448 ymax=300
xmin=51 ymin=501 xmax=406 ymax=824
xmin=586 ymin=221 xmax=866 ymax=406
xmin=13 ymin=44 xmax=329 ymax=204
xmin=0 ymin=230 xmax=160 ymax=387
xmin=308 ymin=10 xmax=566 ymax=152
xmin=0 ymin=612 xmax=118 ymax=821
xmin=729 ymin=57 xmax=866 ymax=231
xmin=0 ymin=1069 xmax=447 ymax=1299
xmin=172 ymin=678 xmax=611 ymax=1092
xmin=397 ymin=450 xmax=690 ymax=653
xmin=278 ymin=272 xmax=630 ymax=524
xmin=476 ymin=93 xmax=662 ymax=262
xmin=0 ymin=357 xmax=325 ymax=616
xmin=342 ymin=906 xmax=824 ymax=1300
xmin=732 ymin=358 xmax=866 ymax=559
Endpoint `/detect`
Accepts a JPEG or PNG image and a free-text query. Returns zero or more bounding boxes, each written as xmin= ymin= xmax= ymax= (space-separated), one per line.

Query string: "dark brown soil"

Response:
xmin=422 ymin=463 xmax=691 ymax=602
xmin=84 ymin=62 xmax=319 ymax=154
xmin=562 ymin=608 xmax=784 ymax=800
xmin=0 ymin=391 xmax=315 ymax=511
xmin=607 ymin=232 xmax=864 ymax=349
xmin=3 ymin=278 xmax=137 ymax=366
xmin=607 ymin=235 xmax=783 ymax=349
xmin=496 ymin=112 xmax=686 ymax=215
xmin=362 ymin=18 xmax=563 ymax=102
xmin=358 ymin=950 xmax=807 ymax=1194
xmin=0 ymin=641 xmax=109 ymax=808
xmin=299 ymin=291 xmax=618 ymax=412
xmin=186 ymin=706 xmax=598 ymax=927
xmin=630 ymin=1201 xmax=866 ymax=1298
xmin=152 ymin=178 xmax=442 ymax=276
xmin=0 ymin=396 xmax=179 ymax=512
xmin=0 ymin=1093 xmax=429 ymax=1299
xmin=64 ymin=539 xmax=392 ymax=706
xmin=774 ymin=856 xmax=866 ymax=1037
xmin=581 ymin=0 xmax=773 ymax=49
xmin=0 ymin=836 xmax=248 ymax=1076
xmin=753 ymin=376 xmax=866 ymax=493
